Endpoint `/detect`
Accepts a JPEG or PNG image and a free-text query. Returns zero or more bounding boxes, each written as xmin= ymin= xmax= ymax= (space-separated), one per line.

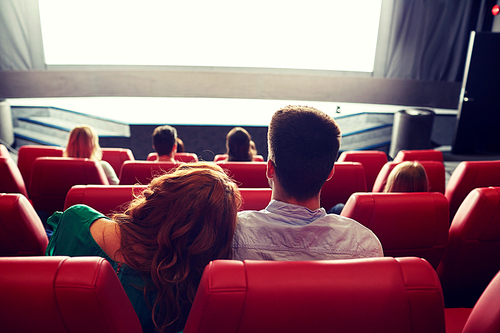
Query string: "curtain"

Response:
xmin=0 ymin=0 xmax=45 ymax=70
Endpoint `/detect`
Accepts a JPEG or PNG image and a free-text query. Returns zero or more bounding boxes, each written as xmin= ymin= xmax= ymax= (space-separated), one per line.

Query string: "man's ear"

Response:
xmin=266 ymin=160 xmax=275 ymax=179
xmin=326 ymin=166 xmax=335 ymax=181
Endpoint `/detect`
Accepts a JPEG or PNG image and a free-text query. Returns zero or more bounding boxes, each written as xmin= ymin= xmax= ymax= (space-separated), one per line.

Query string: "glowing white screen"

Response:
xmin=39 ymin=0 xmax=382 ymax=71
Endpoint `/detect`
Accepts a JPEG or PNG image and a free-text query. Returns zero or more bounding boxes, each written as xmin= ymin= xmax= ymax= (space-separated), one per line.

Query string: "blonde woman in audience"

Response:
xmin=65 ymin=125 xmax=119 ymax=184
xmin=225 ymin=126 xmax=255 ymax=161
xmin=46 ymin=163 xmax=242 ymax=333
xmin=383 ymin=161 xmax=428 ymax=192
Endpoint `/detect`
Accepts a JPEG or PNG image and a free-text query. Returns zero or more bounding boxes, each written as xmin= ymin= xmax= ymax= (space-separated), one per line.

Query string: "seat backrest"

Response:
xmin=437 ymin=186 xmax=500 ymax=308
xmin=372 ymin=160 xmax=446 ymax=194
xmin=393 ymin=149 xmax=444 ymax=163
xmin=147 ymin=152 xmax=199 ymax=162
xmin=0 ymin=256 xmax=142 ymax=333
xmin=184 ymin=257 xmax=445 ymax=333
xmin=337 ymin=150 xmax=388 ymax=191
xmin=216 ymin=161 xmax=269 ymax=188
xmin=119 ymin=160 xmax=179 ymax=185
xmin=462 ymin=270 xmax=500 ymax=333
xmin=341 ymin=192 xmax=449 ymax=268
xmin=0 ymin=193 xmax=48 ymax=256
xmin=64 ymin=184 xmax=148 ymax=215
xmin=17 ymin=145 xmax=64 ymax=190
xmin=0 ymin=157 xmax=28 ymax=197
xmin=0 ymin=144 xmax=10 ymax=157
xmin=445 ymin=160 xmax=500 ymax=222
xmin=320 ymin=162 xmax=367 ymax=211
xmin=29 ymin=157 xmax=109 ymax=216
xmin=214 ymin=154 xmax=264 ymax=162
xmin=101 ymin=148 xmax=135 ymax=175
xmin=238 ymin=188 xmax=272 ymax=211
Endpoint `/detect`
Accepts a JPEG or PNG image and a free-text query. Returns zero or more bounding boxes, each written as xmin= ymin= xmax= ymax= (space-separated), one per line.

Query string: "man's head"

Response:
xmin=268 ymin=105 xmax=341 ymax=201
xmin=152 ymin=125 xmax=177 ymax=157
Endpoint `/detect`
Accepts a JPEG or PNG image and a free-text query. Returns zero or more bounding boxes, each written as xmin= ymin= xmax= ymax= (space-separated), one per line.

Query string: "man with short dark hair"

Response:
xmin=152 ymin=125 xmax=177 ymax=162
xmin=232 ymin=105 xmax=383 ymax=260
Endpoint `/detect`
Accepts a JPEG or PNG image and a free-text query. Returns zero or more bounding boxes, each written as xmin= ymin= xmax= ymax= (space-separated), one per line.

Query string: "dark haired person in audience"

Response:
xmin=46 ymin=163 xmax=242 ymax=333
xmin=232 ymin=105 xmax=383 ymax=260
xmin=152 ymin=125 xmax=178 ymax=162
xmin=65 ymin=125 xmax=119 ymax=184
xmin=225 ymin=126 xmax=255 ymax=161
xmin=384 ymin=161 xmax=428 ymax=192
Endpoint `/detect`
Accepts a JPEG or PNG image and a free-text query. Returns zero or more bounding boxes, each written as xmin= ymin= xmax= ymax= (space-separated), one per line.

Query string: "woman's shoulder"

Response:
xmin=47 ymin=204 xmax=107 ymax=230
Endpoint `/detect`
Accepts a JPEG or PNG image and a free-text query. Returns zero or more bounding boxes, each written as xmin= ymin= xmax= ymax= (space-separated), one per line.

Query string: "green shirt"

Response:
xmin=46 ymin=204 xmax=155 ymax=332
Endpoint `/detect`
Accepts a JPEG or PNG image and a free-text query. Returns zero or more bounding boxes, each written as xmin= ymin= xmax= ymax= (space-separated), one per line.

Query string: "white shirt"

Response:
xmin=232 ymin=200 xmax=383 ymax=260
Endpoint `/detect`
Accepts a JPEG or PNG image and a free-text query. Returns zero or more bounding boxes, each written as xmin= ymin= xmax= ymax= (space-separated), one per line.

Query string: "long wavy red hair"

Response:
xmin=113 ymin=162 xmax=241 ymax=332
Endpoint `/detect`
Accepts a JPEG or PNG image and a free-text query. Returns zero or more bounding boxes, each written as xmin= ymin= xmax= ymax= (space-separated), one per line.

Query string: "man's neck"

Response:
xmin=271 ymin=184 xmax=321 ymax=211
xmin=157 ymin=155 xmax=176 ymax=163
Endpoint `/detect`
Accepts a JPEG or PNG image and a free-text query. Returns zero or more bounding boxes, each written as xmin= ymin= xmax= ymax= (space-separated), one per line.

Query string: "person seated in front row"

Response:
xmin=383 ymin=161 xmax=428 ymax=192
xmin=225 ymin=126 xmax=255 ymax=162
xmin=152 ymin=125 xmax=178 ymax=163
xmin=46 ymin=163 xmax=241 ymax=333
xmin=65 ymin=125 xmax=119 ymax=185
xmin=232 ymin=105 xmax=383 ymax=260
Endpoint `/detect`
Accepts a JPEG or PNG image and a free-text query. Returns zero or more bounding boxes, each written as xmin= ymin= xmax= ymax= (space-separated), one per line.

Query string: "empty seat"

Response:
xmin=337 ymin=150 xmax=388 ymax=191
xmin=445 ymin=160 xmax=500 ymax=222
xmin=0 ymin=193 xmax=48 ymax=256
xmin=437 ymin=186 xmax=500 ymax=308
xmin=147 ymin=152 xmax=199 ymax=162
xmin=17 ymin=145 xmax=64 ymax=190
xmin=238 ymin=188 xmax=272 ymax=211
xmin=320 ymin=162 xmax=367 ymax=211
xmin=372 ymin=160 xmax=446 ymax=193
xmin=341 ymin=192 xmax=449 ymax=269
xmin=101 ymin=147 xmax=135 ymax=175
xmin=216 ymin=161 xmax=269 ymax=188
xmin=119 ymin=160 xmax=180 ymax=185
xmin=0 ymin=256 xmax=142 ymax=332
xmin=184 ymin=257 xmax=445 ymax=333
xmin=393 ymin=149 xmax=444 ymax=163
xmin=214 ymin=154 xmax=264 ymax=162
xmin=64 ymin=184 xmax=148 ymax=215
xmin=0 ymin=157 xmax=28 ymax=197
xmin=29 ymin=157 xmax=109 ymax=216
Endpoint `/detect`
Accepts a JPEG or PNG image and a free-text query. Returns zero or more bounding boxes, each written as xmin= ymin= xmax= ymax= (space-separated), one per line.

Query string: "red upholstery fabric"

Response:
xmin=393 ymin=149 xmax=444 ymax=163
xmin=338 ymin=150 xmax=388 ymax=191
xmin=0 ymin=157 xmax=28 ymax=197
xmin=101 ymin=148 xmax=135 ymax=174
xmin=214 ymin=154 xmax=264 ymax=162
xmin=184 ymin=257 xmax=445 ymax=333
xmin=238 ymin=188 xmax=272 ymax=211
xmin=341 ymin=192 xmax=449 ymax=268
xmin=0 ymin=193 xmax=48 ymax=256
xmin=444 ymin=308 xmax=473 ymax=333
xmin=29 ymin=157 xmax=109 ymax=216
xmin=147 ymin=152 xmax=199 ymax=162
xmin=437 ymin=186 xmax=500 ymax=308
xmin=445 ymin=160 xmax=500 ymax=222
xmin=320 ymin=162 xmax=367 ymax=211
xmin=64 ymin=185 xmax=148 ymax=215
xmin=372 ymin=160 xmax=446 ymax=193
xmin=0 ymin=256 xmax=142 ymax=333
xmin=0 ymin=144 xmax=10 ymax=157
xmin=17 ymin=145 xmax=64 ymax=191
xmin=119 ymin=160 xmax=179 ymax=185
xmin=216 ymin=161 xmax=269 ymax=188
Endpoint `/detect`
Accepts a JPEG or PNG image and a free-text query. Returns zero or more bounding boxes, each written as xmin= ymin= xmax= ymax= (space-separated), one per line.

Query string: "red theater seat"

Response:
xmin=445 ymin=160 xmax=500 ymax=222
xmin=0 ymin=144 xmax=10 ymax=157
xmin=393 ymin=149 xmax=444 ymax=163
xmin=216 ymin=161 xmax=269 ymax=188
xmin=0 ymin=157 xmax=28 ymax=197
xmin=29 ymin=157 xmax=109 ymax=216
xmin=64 ymin=185 xmax=148 ymax=215
xmin=147 ymin=152 xmax=199 ymax=162
xmin=214 ymin=154 xmax=264 ymax=162
xmin=17 ymin=145 xmax=64 ymax=191
xmin=341 ymin=192 xmax=449 ymax=269
xmin=0 ymin=193 xmax=48 ymax=256
xmin=0 ymin=256 xmax=142 ymax=333
xmin=238 ymin=188 xmax=272 ymax=211
xmin=438 ymin=186 xmax=500 ymax=308
xmin=372 ymin=160 xmax=446 ymax=193
xmin=119 ymin=160 xmax=180 ymax=185
xmin=320 ymin=162 xmax=367 ymax=211
xmin=337 ymin=150 xmax=388 ymax=191
xmin=101 ymin=147 xmax=135 ymax=175
xmin=184 ymin=257 xmax=445 ymax=333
